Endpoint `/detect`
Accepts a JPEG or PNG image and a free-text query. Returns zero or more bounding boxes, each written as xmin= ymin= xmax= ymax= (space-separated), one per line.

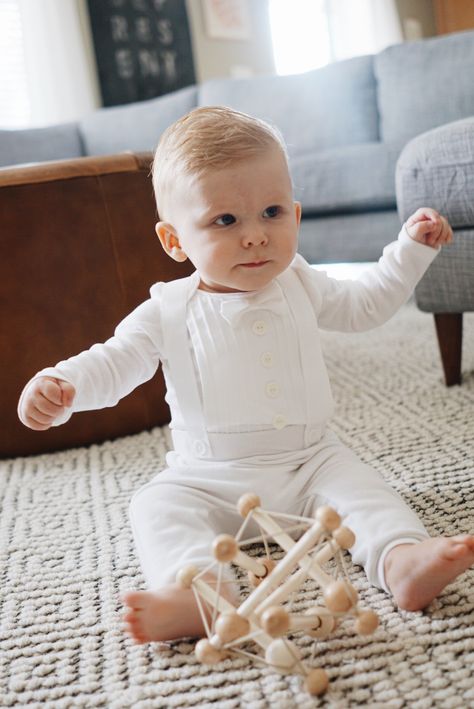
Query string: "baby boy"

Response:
xmin=18 ymin=107 xmax=474 ymax=644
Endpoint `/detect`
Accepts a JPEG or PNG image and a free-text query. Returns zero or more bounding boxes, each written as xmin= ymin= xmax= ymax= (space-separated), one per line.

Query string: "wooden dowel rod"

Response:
xmin=238 ymin=519 xmax=326 ymax=618
xmin=255 ymin=566 xmax=307 ymax=616
xmin=234 ymin=549 xmax=267 ymax=576
xmin=314 ymin=541 xmax=337 ymax=565
xmin=289 ymin=613 xmax=322 ymax=632
xmin=251 ymin=507 xmax=333 ymax=588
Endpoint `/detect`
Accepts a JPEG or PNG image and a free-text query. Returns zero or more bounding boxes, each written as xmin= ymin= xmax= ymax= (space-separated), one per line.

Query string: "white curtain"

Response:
xmin=18 ymin=0 xmax=100 ymax=127
xmin=326 ymin=0 xmax=403 ymax=61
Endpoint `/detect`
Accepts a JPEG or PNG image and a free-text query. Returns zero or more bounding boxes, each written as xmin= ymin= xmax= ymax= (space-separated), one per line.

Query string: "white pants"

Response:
xmin=129 ymin=430 xmax=428 ymax=593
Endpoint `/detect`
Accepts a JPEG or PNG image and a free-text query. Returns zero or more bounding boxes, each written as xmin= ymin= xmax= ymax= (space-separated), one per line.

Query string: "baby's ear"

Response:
xmin=294 ymin=201 xmax=302 ymax=226
xmin=155 ymin=222 xmax=188 ymax=262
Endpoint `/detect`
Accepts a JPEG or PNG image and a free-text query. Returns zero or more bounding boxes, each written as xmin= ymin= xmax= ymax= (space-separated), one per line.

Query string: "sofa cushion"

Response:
xmin=199 ymin=56 xmax=379 ymax=159
xmin=79 ymin=85 xmax=198 ymax=156
xmin=298 ymin=210 xmax=401 ymax=264
xmin=291 ymin=141 xmax=402 ymax=214
xmin=375 ymin=30 xmax=474 ymax=144
xmin=396 ymin=117 xmax=474 ymax=228
xmin=0 ymin=123 xmax=83 ymax=168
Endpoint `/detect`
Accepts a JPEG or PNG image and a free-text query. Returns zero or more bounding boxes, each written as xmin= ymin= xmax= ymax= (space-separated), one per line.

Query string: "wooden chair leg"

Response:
xmin=434 ymin=313 xmax=463 ymax=386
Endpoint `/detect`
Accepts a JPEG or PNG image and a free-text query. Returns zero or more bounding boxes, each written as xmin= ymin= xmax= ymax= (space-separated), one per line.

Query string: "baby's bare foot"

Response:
xmin=123 ymin=585 xmax=206 ymax=643
xmin=385 ymin=535 xmax=474 ymax=611
xmin=122 ymin=574 xmax=239 ymax=643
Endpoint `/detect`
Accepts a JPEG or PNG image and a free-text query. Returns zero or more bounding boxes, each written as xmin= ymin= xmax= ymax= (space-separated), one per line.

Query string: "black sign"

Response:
xmin=87 ymin=0 xmax=196 ymax=106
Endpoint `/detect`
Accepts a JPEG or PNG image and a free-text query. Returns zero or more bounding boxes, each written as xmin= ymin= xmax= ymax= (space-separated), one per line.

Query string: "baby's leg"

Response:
xmin=123 ymin=479 xmax=241 ymax=643
xmin=303 ymin=432 xmax=474 ymax=609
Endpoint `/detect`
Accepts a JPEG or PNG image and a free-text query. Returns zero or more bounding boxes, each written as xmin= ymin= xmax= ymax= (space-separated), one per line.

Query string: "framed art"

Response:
xmin=201 ymin=0 xmax=251 ymax=41
xmin=87 ymin=0 xmax=196 ymax=106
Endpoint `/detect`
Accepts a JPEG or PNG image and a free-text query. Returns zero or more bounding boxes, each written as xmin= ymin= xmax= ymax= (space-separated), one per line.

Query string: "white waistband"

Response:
xmin=171 ymin=424 xmax=326 ymax=462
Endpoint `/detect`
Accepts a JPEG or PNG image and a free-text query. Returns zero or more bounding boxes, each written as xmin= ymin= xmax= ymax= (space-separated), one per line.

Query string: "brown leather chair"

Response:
xmin=0 ymin=153 xmax=193 ymax=458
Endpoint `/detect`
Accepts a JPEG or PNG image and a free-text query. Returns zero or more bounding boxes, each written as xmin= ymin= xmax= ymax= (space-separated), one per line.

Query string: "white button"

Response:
xmin=272 ymin=414 xmax=287 ymax=430
xmin=252 ymin=320 xmax=267 ymax=336
xmin=261 ymin=352 xmax=274 ymax=368
xmin=265 ymin=382 xmax=280 ymax=398
xmin=193 ymin=440 xmax=209 ymax=457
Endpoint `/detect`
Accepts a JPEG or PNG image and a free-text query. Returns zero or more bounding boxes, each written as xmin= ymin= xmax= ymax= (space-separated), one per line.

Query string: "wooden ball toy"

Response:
xmin=261 ymin=606 xmax=290 ymax=637
xmin=176 ymin=564 xmax=199 ymax=588
xmin=316 ymin=505 xmax=341 ymax=531
xmin=324 ymin=580 xmax=358 ymax=613
xmin=237 ymin=493 xmax=261 ymax=518
xmin=332 ymin=525 xmax=356 ymax=549
xmin=187 ymin=495 xmax=378 ymax=696
xmin=304 ymin=668 xmax=329 ymax=696
xmin=213 ymin=534 xmax=238 ymax=562
xmin=354 ymin=610 xmax=379 ymax=635
xmin=265 ymin=638 xmax=301 ymax=672
xmin=248 ymin=557 xmax=276 ymax=587
xmin=195 ymin=639 xmax=227 ymax=664
xmin=215 ymin=612 xmax=250 ymax=643
xmin=304 ymin=606 xmax=336 ymax=638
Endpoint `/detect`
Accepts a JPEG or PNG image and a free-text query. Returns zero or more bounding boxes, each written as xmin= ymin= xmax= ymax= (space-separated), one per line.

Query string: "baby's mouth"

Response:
xmin=240 ymin=260 xmax=269 ymax=268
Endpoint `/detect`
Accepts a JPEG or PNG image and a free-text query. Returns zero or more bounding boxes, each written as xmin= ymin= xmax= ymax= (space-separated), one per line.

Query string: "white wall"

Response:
xmin=186 ymin=0 xmax=275 ymax=80
xmin=18 ymin=0 xmax=275 ymax=126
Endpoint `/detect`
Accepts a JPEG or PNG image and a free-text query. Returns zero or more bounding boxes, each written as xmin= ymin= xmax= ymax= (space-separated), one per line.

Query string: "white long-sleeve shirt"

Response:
xmin=19 ymin=228 xmax=437 ymax=438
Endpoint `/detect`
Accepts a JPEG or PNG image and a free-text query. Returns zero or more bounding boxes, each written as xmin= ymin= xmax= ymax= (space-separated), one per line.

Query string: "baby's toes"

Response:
xmin=123 ymin=612 xmax=147 ymax=644
xmin=122 ymin=591 xmax=146 ymax=610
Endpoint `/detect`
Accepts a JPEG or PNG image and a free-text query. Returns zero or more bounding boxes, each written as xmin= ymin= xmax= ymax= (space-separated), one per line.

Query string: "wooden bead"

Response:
xmin=265 ymin=638 xmax=300 ymax=672
xmin=304 ymin=606 xmax=336 ymax=638
xmin=237 ymin=493 xmax=261 ymax=518
xmin=324 ymin=580 xmax=358 ymax=613
xmin=213 ymin=534 xmax=238 ymax=562
xmin=354 ymin=610 xmax=379 ymax=635
xmin=248 ymin=557 xmax=276 ymax=587
xmin=304 ymin=668 xmax=329 ymax=696
xmin=195 ymin=638 xmax=226 ymax=664
xmin=176 ymin=564 xmax=199 ymax=588
xmin=316 ymin=506 xmax=341 ymax=531
xmin=332 ymin=526 xmax=356 ymax=550
xmin=261 ymin=606 xmax=290 ymax=637
xmin=215 ymin=612 xmax=250 ymax=643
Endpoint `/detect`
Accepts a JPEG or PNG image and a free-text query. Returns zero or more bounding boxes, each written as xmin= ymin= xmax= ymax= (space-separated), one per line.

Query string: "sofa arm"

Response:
xmin=395 ymin=119 xmax=474 ymax=314
xmin=395 ymin=117 xmax=474 ymax=227
xmin=395 ymin=119 xmax=474 ymax=386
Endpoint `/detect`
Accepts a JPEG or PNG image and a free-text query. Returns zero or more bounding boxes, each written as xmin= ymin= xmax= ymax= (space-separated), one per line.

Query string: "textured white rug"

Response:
xmin=1 ymin=304 xmax=473 ymax=708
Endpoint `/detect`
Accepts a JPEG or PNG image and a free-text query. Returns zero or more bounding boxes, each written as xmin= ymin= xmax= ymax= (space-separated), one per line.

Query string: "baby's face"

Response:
xmin=159 ymin=146 xmax=301 ymax=293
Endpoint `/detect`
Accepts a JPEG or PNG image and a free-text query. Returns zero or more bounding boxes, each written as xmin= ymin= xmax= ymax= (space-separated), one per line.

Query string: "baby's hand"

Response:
xmin=19 ymin=376 xmax=76 ymax=431
xmin=405 ymin=207 xmax=453 ymax=249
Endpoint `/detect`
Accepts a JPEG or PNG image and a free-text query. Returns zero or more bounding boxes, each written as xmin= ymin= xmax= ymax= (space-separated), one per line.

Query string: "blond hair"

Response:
xmin=152 ymin=106 xmax=288 ymax=220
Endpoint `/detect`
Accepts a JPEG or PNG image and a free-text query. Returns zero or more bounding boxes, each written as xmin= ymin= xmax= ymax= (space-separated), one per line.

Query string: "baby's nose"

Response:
xmin=243 ymin=227 xmax=268 ymax=247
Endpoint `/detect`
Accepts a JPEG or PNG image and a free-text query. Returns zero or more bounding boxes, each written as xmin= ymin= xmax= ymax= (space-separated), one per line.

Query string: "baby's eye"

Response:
xmin=215 ymin=214 xmax=236 ymax=226
xmin=263 ymin=205 xmax=280 ymax=218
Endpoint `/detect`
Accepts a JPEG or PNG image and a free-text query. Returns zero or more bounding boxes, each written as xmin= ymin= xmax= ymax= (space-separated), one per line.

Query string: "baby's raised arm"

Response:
xmin=19 ymin=376 xmax=76 ymax=431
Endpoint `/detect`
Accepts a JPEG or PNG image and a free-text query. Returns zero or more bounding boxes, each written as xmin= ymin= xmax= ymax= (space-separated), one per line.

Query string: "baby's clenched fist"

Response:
xmin=18 ymin=376 xmax=76 ymax=431
xmin=405 ymin=207 xmax=453 ymax=249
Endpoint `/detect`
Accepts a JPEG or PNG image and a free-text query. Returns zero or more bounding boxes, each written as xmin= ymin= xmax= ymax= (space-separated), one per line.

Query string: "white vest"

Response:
xmin=160 ymin=268 xmax=333 ymax=462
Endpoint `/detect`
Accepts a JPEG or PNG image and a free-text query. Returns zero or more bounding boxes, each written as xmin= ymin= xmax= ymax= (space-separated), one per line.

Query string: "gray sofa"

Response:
xmin=2 ymin=30 xmax=474 ymax=263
